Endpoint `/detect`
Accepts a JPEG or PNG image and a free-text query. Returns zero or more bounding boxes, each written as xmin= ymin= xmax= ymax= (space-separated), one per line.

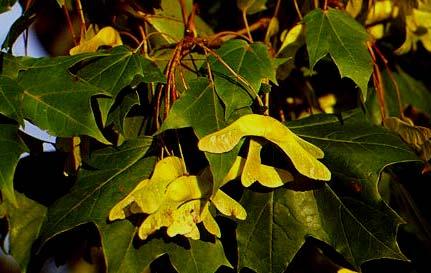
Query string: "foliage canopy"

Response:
xmin=1 ymin=0 xmax=431 ymax=273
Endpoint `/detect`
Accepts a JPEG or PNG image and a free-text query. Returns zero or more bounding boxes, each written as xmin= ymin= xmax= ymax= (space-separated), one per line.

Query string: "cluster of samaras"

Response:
xmin=110 ymin=114 xmax=331 ymax=240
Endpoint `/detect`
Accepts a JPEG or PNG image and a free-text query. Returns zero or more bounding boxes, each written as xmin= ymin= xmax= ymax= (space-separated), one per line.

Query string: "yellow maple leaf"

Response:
xmin=69 ymin=26 xmax=123 ymax=55
xmin=198 ymin=114 xmax=331 ymax=181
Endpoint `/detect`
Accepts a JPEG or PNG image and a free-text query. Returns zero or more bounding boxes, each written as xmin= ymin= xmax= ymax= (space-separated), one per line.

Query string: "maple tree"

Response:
xmin=0 ymin=0 xmax=431 ymax=273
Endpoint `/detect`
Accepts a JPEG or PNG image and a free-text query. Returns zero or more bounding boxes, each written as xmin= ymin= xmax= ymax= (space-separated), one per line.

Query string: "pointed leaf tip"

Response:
xmin=304 ymin=8 xmax=373 ymax=99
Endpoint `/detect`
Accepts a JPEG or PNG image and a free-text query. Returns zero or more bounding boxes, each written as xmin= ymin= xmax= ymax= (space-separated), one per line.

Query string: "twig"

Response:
xmin=293 ymin=0 xmax=303 ymax=20
xmin=242 ymin=10 xmax=253 ymax=41
xmin=136 ymin=26 xmax=148 ymax=56
xmin=178 ymin=0 xmax=188 ymax=28
xmin=120 ymin=31 xmax=140 ymax=47
xmin=63 ymin=5 xmax=78 ymax=46
xmin=368 ymin=43 xmax=387 ymax=120
xmin=75 ymin=0 xmax=86 ymax=38
xmin=373 ymin=44 xmax=404 ymax=118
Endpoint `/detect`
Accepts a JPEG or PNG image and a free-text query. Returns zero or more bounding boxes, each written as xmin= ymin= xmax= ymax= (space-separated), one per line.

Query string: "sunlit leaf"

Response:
xmin=0 ymin=192 xmax=46 ymax=273
xmin=199 ymin=114 xmax=331 ymax=181
xmin=304 ymin=8 xmax=373 ymax=99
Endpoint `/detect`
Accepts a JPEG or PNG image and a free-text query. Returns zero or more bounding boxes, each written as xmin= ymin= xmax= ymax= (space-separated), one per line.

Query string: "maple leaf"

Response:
xmin=304 ymin=8 xmax=373 ymax=99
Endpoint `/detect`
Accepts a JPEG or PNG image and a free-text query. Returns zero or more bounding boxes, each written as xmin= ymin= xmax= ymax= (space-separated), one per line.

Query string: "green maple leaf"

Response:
xmin=238 ymin=188 xmax=327 ymax=273
xmin=0 ymin=76 xmax=23 ymax=123
xmin=102 ymin=221 xmax=231 ymax=273
xmin=160 ymin=78 xmax=246 ymax=190
xmin=106 ymin=90 xmax=140 ymax=135
xmin=304 ymin=8 xmax=373 ymax=99
xmin=39 ymin=138 xmax=156 ymax=246
xmin=0 ymin=124 xmax=28 ymax=206
xmin=209 ymin=40 xmax=276 ymax=118
xmin=372 ymin=68 xmax=431 ymax=119
xmin=237 ymin=110 xmax=420 ymax=272
xmin=0 ymin=192 xmax=46 ymax=273
xmin=2 ymin=54 xmax=111 ymax=143
xmin=74 ymin=46 xmax=165 ymax=123
xmin=38 ymin=138 xmax=230 ymax=273
xmin=146 ymin=0 xmax=213 ymax=43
